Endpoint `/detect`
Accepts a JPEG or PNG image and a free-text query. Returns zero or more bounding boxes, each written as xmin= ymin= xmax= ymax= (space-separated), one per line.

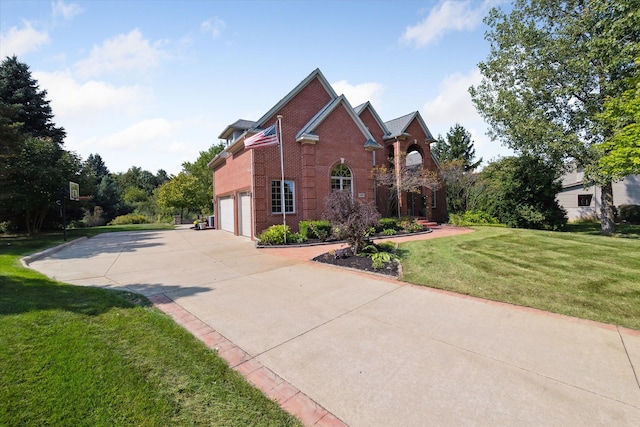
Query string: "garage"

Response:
xmin=218 ymin=196 xmax=235 ymax=233
xmin=238 ymin=193 xmax=252 ymax=237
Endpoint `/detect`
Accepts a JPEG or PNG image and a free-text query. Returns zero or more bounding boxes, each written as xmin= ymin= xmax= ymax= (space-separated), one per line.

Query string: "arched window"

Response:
xmin=331 ymin=164 xmax=352 ymax=192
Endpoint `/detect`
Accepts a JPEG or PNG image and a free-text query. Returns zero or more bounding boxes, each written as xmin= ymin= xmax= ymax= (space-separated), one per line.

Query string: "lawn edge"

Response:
xmin=20 ymin=236 xmax=88 ymax=266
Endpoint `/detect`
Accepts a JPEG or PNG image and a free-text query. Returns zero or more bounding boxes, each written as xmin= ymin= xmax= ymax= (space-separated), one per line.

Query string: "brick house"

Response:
xmin=208 ymin=69 xmax=446 ymax=238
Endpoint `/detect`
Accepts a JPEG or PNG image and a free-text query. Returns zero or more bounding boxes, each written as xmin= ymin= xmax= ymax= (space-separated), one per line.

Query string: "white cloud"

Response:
xmin=52 ymin=0 xmax=83 ymax=21
xmin=74 ymin=29 xmax=168 ymax=78
xmin=331 ymin=80 xmax=384 ymax=108
xmin=0 ymin=22 xmax=49 ymax=57
xmin=423 ymin=68 xmax=482 ymax=126
xmin=34 ymin=71 xmax=149 ymax=120
xmin=201 ymin=17 xmax=226 ymax=39
xmin=402 ymin=0 xmax=489 ymax=48
xmin=424 ymin=68 xmax=513 ymax=165
xmin=96 ymin=118 xmax=176 ymax=150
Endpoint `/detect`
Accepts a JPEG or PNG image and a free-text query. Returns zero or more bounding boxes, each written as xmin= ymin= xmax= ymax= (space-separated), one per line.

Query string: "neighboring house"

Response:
xmin=208 ymin=68 xmax=446 ymax=239
xmin=557 ymin=166 xmax=640 ymax=221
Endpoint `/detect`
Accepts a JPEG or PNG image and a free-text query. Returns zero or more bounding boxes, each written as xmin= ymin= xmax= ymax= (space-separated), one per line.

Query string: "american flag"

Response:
xmin=244 ymin=124 xmax=278 ymax=149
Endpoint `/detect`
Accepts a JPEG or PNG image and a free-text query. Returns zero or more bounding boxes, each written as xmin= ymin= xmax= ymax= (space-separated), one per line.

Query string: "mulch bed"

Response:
xmin=312 ymin=252 xmax=400 ymax=277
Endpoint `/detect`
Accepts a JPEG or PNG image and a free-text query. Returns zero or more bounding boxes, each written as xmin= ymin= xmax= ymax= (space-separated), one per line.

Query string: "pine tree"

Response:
xmin=0 ymin=56 xmax=65 ymax=144
xmin=433 ymin=124 xmax=482 ymax=171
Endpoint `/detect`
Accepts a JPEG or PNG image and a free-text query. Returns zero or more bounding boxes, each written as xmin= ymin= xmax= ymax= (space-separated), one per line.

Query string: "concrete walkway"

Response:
xmin=26 ymin=227 xmax=640 ymax=426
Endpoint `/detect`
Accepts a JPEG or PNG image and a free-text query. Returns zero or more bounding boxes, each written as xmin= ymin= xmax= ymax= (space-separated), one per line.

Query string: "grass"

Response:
xmin=0 ymin=225 xmax=301 ymax=426
xmin=399 ymin=226 xmax=640 ymax=330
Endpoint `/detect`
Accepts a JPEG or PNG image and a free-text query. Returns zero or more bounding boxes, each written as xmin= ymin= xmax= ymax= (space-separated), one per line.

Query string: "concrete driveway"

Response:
xmin=26 ymin=227 xmax=640 ymax=426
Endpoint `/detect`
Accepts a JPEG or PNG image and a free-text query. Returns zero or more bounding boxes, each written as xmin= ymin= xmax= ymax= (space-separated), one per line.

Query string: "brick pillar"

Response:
xmin=300 ymin=142 xmax=316 ymax=220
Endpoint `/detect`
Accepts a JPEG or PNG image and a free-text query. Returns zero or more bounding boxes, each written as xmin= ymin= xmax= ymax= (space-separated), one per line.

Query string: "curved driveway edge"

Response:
xmin=27 ymin=227 xmax=640 ymax=426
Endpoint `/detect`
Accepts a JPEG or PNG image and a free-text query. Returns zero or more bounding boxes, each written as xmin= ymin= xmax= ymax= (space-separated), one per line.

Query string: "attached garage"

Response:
xmin=238 ymin=193 xmax=252 ymax=237
xmin=218 ymin=196 xmax=235 ymax=233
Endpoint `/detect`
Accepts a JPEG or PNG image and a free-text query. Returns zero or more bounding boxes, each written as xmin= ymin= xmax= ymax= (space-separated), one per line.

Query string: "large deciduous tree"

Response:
xmin=596 ymin=54 xmax=640 ymax=179
xmin=470 ymin=0 xmax=640 ymax=235
xmin=182 ymin=143 xmax=225 ymax=214
xmin=475 ymin=155 xmax=567 ymax=230
xmin=155 ymin=173 xmax=201 ymax=220
xmin=10 ymin=137 xmax=82 ymax=234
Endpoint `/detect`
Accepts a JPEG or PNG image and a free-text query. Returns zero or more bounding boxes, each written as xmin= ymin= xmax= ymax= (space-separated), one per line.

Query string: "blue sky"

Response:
xmin=1 ymin=0 xmax=513 ymax=175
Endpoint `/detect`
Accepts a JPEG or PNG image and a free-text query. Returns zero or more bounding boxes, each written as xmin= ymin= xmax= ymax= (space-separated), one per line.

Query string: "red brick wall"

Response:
xmin=214 ymin=76 xmax=448 ymax=238
xmin=212 ymin=148 xmax=252 ymax=234
xmin=254 ymin=102 xmax=377 ymax=234
xmin=252 ymin=77 xmax=334 ymax=234
xmin=377 ymin=117 xmax=448 ymax=222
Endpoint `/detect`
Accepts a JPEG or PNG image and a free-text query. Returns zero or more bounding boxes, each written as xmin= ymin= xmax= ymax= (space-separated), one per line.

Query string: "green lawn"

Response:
xmin=399 ymin=226 xmax=640 ymax=330
xmin=0 ymin=226 xmax=301 ymax=426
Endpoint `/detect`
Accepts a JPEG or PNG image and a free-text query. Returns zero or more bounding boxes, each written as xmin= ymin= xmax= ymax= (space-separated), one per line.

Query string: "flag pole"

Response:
xmin=277 ymin=115 xmax=286 ymax=244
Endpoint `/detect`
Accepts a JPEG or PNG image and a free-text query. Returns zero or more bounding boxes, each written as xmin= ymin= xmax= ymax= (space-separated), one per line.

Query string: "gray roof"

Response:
xmin=384 ymin=111 xmax=436 ymax=142
xmin=384 ymin=112 xmax=415 ymax=138
xmin=353 ymin=102 xmax=367 ymax=114
xmin=218 ymin=119 xmax=256 ymax=140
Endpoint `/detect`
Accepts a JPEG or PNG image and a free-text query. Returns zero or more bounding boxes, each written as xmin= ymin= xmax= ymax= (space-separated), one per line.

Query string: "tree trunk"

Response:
xmin=600 ymin=181 xmax=615 ymax=235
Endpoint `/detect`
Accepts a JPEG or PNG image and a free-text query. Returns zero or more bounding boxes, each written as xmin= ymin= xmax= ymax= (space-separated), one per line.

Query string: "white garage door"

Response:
xmin=238 ymin=193 xmax=252 ymax=237
xmin=219 ymin=197 xmax=235 ymax=233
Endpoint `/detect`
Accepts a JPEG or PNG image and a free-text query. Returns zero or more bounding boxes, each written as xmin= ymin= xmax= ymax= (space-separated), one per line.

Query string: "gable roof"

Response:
xmin=384 ymin=111 xmax=436 ymax=142
xmin=254 ymin=68 xmax=338 ymax=128
xmin=354 ymin=101 xmax=390 ymax=138
xmin=296 ymin=95 xmax=382 ymax=150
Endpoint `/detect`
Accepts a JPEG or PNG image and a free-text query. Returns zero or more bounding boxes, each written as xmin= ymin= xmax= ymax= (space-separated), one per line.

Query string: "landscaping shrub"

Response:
xmin=449 ymin=210 xmax=503 ymax=226
xmin=298 ymin=221 xmax=312 ymax=238
xmin=108 ymin=214 xmax=149 ymax=225
xmin=619 ymin=205 xmax=640 ymax=224
xmin=376 ymin=241 xmax=396 ymax=253
xmin=82 ymin=206 xmax=107 ymax=227
xmin=256 ymin=225 xmax=307 ymax=245
xmin=299 ymin=220 xmax=332 ymax=240
xmin=377 ymin=217 xmax=399 ymax=232
xmin=383 ymin=228 xmax=397 ymax=236
xmin=398 ymin=218 xmax=424 ymax=233
xmin=371 ymin=251 xmax=395 ymax=270
xmin=323 ymin=190 xmax=380 ymax=254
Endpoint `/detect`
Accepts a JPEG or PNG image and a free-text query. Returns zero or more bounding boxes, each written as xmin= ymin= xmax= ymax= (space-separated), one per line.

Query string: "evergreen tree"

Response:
xmin=94 ymin=175 xmax=125 ymax=222
xmin=85 ymin=153 xmax=110 ymax=182
xmin=432 ymin=124 xmax=482 ymax=171
xmin=0 ymin=101 xmax=23 ymax=214
xmin=0 ymin=57 xmax=74 ymax=233
xmin=0 ymin=56 xmax=65 ymax=144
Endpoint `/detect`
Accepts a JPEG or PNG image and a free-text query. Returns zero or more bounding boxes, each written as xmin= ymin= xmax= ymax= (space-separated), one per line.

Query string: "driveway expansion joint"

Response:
xmin=149 ymin=292 xmax=348 ymax=427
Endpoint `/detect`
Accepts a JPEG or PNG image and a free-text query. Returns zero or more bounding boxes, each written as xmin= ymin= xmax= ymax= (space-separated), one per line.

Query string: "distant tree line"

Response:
xmin=0 ymin=55 xmax=223 ymax=235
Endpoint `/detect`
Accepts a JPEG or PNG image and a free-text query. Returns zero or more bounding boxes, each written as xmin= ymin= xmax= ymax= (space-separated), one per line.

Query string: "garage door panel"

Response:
xmin=239 ymin=193 xmax=251 ymax=237
xmin=219 ymin=197 xmax=234 ymax=233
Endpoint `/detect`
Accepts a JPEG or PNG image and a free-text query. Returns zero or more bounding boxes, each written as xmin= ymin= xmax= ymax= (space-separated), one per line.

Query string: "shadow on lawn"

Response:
xmin=0 ymin=275 xmax=149 ymax=316
xmin=0 ymin=275 xmax=216 ymax=317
